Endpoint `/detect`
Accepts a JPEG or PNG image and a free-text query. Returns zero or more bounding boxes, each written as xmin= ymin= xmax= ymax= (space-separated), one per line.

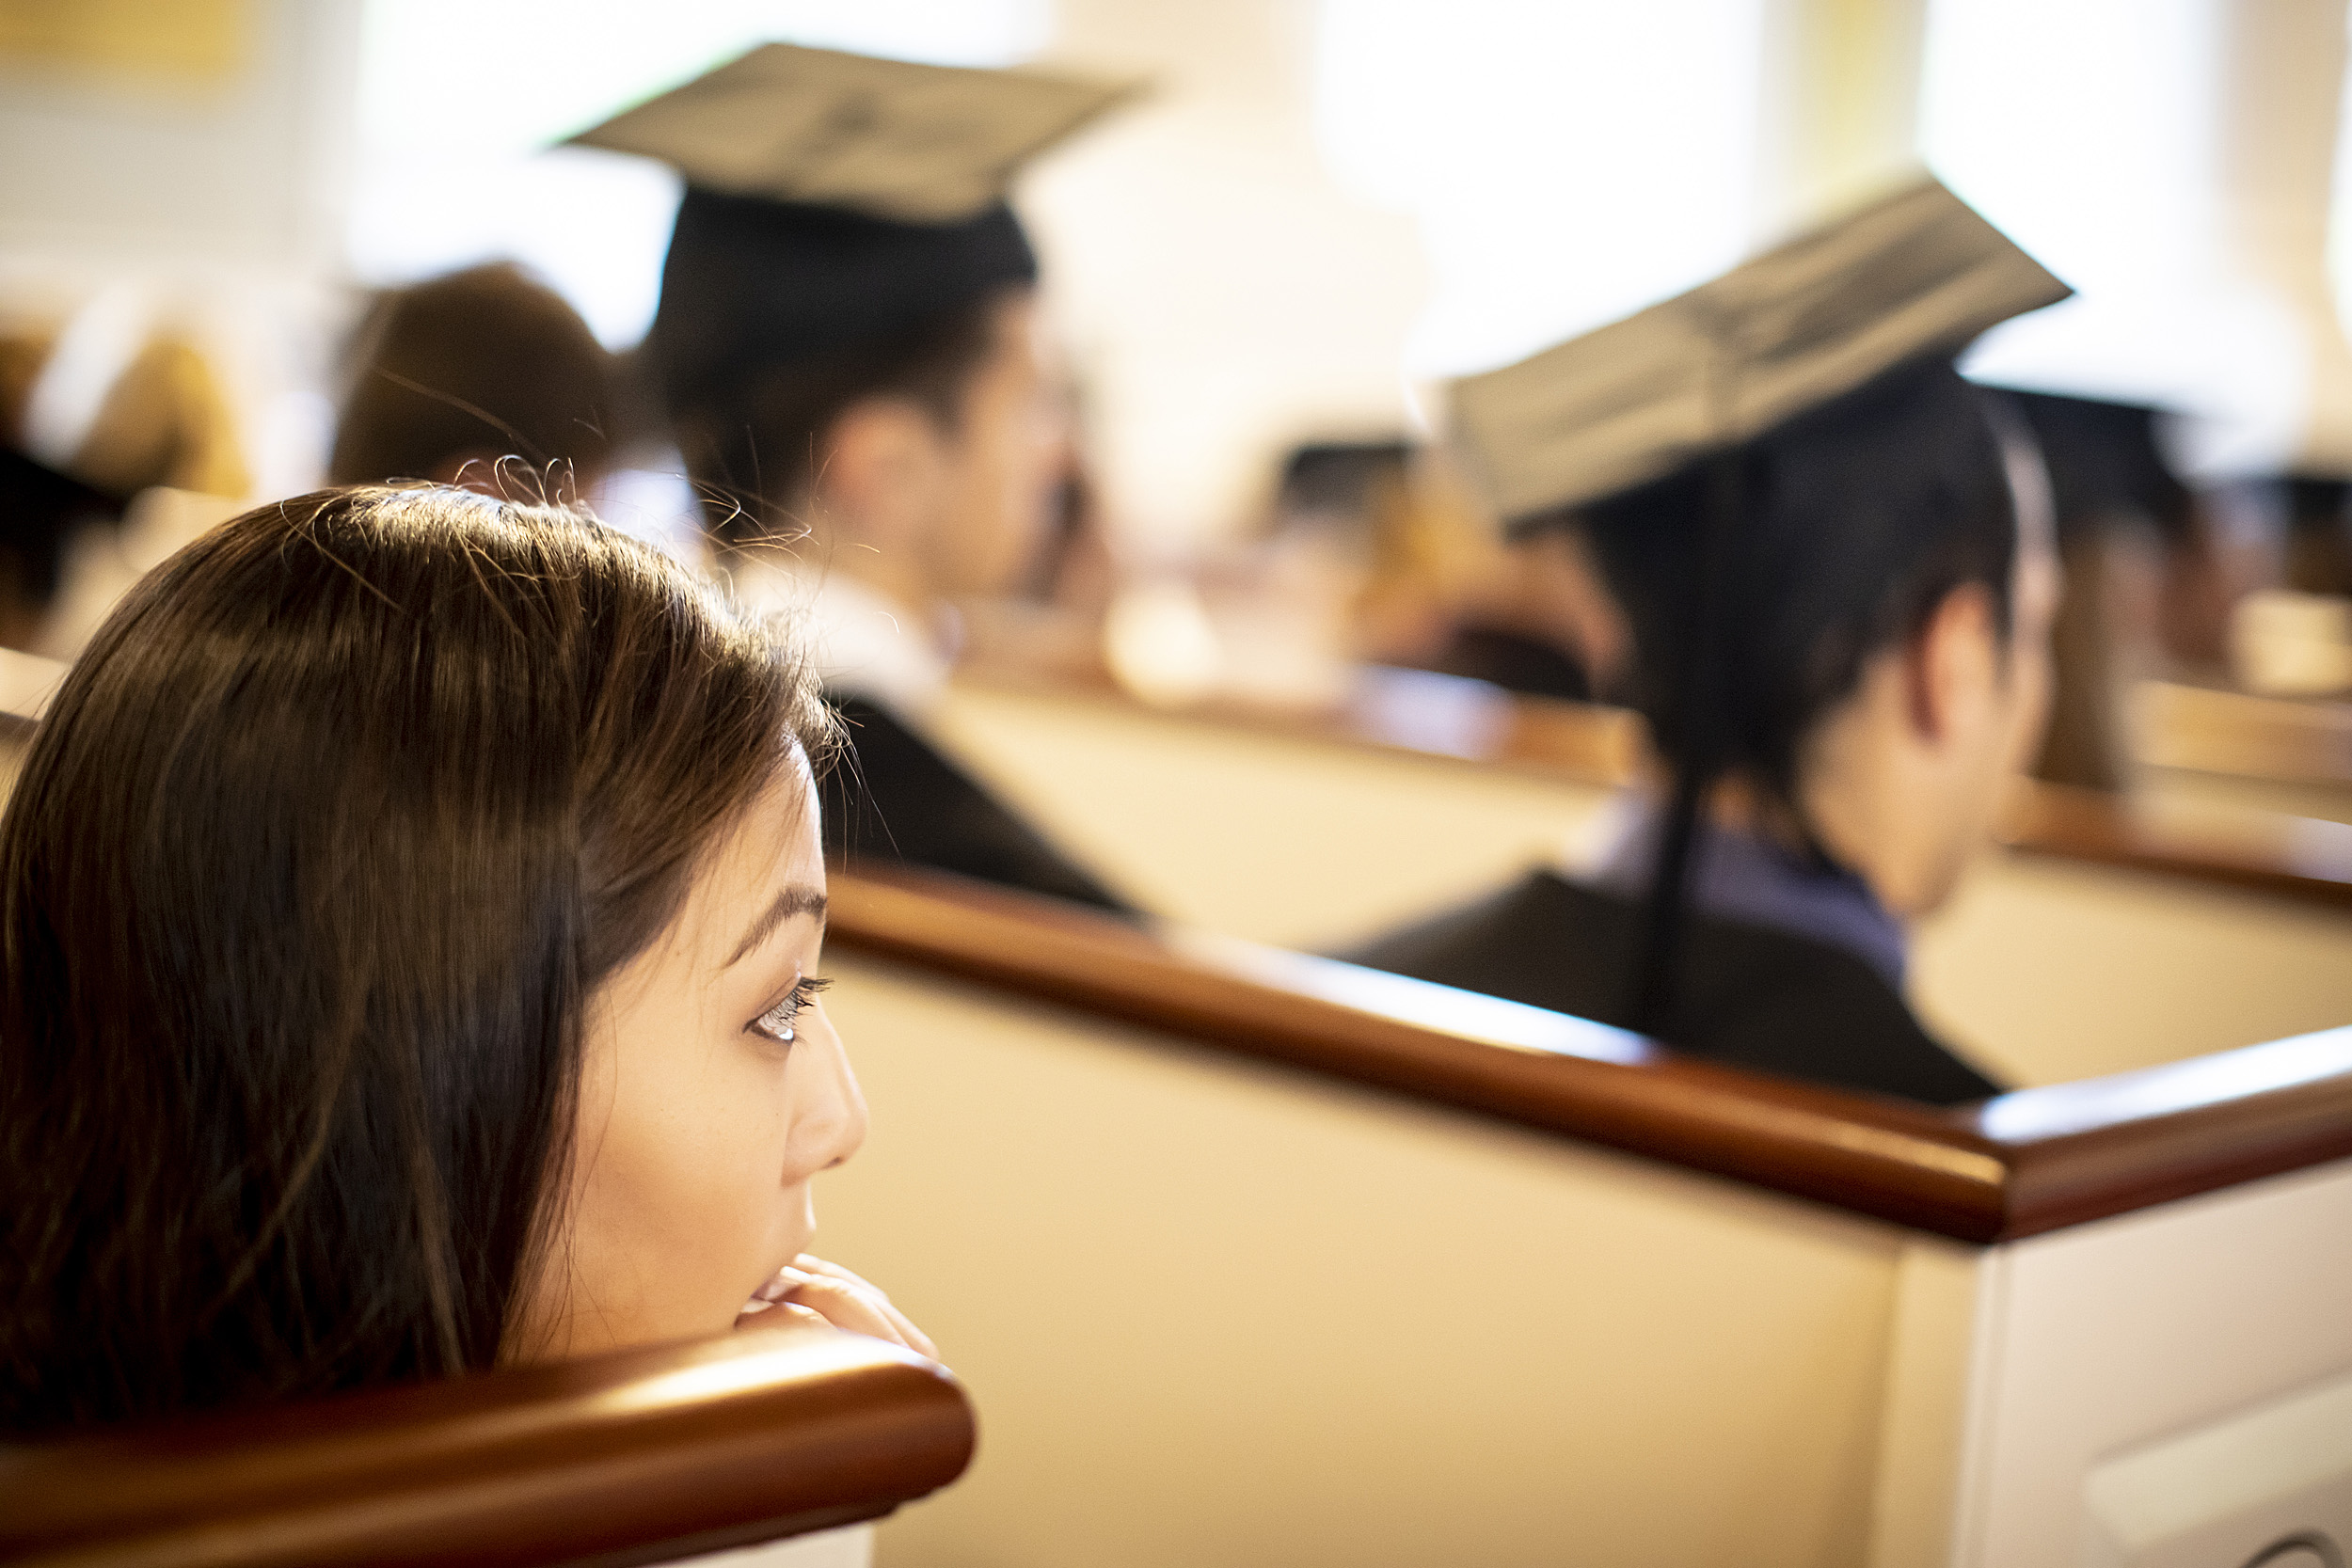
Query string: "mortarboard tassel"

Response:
xmin=1629 ymin=314 xmax=1743 ymax=1036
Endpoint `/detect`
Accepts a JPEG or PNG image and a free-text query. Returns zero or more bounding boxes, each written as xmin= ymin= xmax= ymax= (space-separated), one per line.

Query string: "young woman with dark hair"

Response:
xmin=0 ymin=484 xmax=930 ymax=1435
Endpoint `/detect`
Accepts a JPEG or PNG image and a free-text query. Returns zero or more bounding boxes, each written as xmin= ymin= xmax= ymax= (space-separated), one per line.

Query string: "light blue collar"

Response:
xmin=1585 ymin=797 xmax=1910 ymax=987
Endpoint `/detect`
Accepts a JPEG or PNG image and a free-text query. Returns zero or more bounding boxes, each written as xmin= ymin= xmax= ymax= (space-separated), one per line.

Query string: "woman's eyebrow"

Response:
xmin=726 ymin=884 xmax=828 ymax=967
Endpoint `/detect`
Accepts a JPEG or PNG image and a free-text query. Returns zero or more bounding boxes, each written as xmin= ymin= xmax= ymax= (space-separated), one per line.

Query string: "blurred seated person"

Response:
xmin=1431 ymin=523 xmax=1629 ymax=703
xmin=2283 ymin=476 xmax=2352 ymax=599
xmin=1348 ymin=181 xmax=2065 ymax=1106
xmin=0 ymin=485 xmax=930 ymax=1435
xmin=2006 ymin=392 xmax=2193 ymax=792
xmin=329 ymin=261 xmax=626 ymax=498
xmin=1260 ymin=441 xmax=1481 ymax=669
xmin=1 ymin=305 xmax=249 ymax=656
xmin=1240 ymin=437 xmax=1612 ymax=704
xmin=956 ymin=413 xmax=1127 ymax=683
xmin=0 ymin=451 xmax=117 ymax=653
xmin=580 ymin=45 xmax=1138 ymax=915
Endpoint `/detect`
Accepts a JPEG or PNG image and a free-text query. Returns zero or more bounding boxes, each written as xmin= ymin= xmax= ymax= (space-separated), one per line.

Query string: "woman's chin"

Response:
xmin=776 ymin=1190 xmax=818 ymax=1262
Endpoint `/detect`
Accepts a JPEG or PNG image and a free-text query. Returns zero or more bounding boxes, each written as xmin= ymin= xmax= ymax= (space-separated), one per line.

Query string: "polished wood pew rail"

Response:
xmin=959 ymin=663 xmax=2352 ymax=911
xmin=831 ymin=866 xmax=2352 ymax=1246
xmin=0 ymin=1324 xmax=973 ymax=1568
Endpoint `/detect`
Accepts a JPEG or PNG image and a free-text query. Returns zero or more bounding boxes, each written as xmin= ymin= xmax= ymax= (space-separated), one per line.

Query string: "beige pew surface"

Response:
xmin=2144 ymin=763 xmax=2352 ymax=827
xmin=930 ymin=680 xmax=2352 ymax=1088
xmin=2133 ymin=679 xmax=2352 ymax=823
xmin=816 ymin=871 xmax=2352 ymax=1568
xmin=826 ymin=947 xmax=1900 ymax=1567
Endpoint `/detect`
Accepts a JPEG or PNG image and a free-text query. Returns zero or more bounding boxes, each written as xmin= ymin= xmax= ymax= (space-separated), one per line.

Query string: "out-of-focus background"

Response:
xmin=11 ymin=0 xmax=2352 ymax=537
xmin=7 ymin=0 xmax=2352 ymax=1086
xmin=11 ymin=14 xmax=2352 ymax=1566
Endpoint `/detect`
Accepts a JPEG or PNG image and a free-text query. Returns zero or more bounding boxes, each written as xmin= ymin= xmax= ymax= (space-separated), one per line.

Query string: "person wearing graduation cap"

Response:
xmin=1346 ymin=179 xmax=2068 ymax=1106
xmin=572 ymin=44 xmax=1141 ymax=916
xmin=2005 ymin=391 xmax=2194 ymax=792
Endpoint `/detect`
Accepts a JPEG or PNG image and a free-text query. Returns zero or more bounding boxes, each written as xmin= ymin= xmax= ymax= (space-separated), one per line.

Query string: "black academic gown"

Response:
xmin=1343 ymin=869 xmax=2001 ymax=1106
xmin=820 ymin=692 xmax=1138 ymax=918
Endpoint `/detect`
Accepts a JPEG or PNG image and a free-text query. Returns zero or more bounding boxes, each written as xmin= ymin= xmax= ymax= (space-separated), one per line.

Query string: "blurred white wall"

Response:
xmin=14 ymin=0 xmax=2352 ymax=516
xmin=0 ymin=0 xmax=364 ymax=498
xmin=1023 ymin=0 xmax=1427 ymax=550
xmin=1926 ymin=0 xmax=2352 ymax=478
xmin=0 ymin=0 xmax=359 ymax=271
xmin=1314 ymin=0 xmax=1767 ymax=380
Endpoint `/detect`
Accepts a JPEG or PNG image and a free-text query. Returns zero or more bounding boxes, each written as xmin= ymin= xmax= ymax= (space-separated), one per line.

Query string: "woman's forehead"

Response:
xmin=675 ymin=774 xmax=827 ymax=950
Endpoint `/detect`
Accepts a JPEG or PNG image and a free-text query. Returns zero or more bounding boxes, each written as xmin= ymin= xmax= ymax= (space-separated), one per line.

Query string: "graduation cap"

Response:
xmin=566 ymin=43 xmax=1138 ymax=408
xmin=1453 ymin=178 xmax=2072 ymax=525
xmin=2003 ymin=390 xmax=2191 ymax=546
xmin=1447 ymin=177 xmax=2071 ymax=1035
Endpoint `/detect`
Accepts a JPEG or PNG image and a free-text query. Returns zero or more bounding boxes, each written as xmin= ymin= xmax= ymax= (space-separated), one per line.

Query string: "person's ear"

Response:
xmin=1906 ymin=580 xmax=1997 ymax=745
xmin=818 ymin=398 xmax=951 ymax=546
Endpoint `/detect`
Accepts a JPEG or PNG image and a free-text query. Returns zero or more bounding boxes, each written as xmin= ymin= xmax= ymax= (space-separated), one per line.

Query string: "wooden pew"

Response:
xmin=818 ymin=867 xmax=2352 ymax=1568
xmin=5 ymin=643 xmax=2338 ymax=1562
xmin=2135 ymin=679 xmax=2352 ymax=795
xmin=951 ymin=661 xmax=2352 ymax=909
xmin=0 ymin=1323 xmax=974 ymax=1568
xmin=0 ymin=647 xmax=62 ymax=791
xmin=929 ymin=667 xmax=2352 ymax=1087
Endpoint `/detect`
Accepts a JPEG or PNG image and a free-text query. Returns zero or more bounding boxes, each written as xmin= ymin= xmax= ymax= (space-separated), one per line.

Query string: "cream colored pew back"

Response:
xmin=931 ymin=684 xmax=2352 ymax=1087
xmin=818 ymin=947 xmax=1908 ymax=1568
xmin=1944 ymin=1157 xmax=2352 ymax=1567
xmin=934 ymin=683 xmax=1613 ymax=942
xmin=817 ymin=874 xmax=2352 ymax=1567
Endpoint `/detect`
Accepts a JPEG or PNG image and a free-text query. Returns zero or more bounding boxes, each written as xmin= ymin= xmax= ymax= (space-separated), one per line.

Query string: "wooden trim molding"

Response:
xmin=1995 ymin=778 xmax=2352 ymax=911
xmin=0 ymin=1324 xmax=975 ymax=1568
xmin=2134 ymin=678 xmax=2352 ymax=786
xmin=0 ymin=647 xmax=65 ymax=726
xmin=829 ymin=867 xmax=2352 ymax=1246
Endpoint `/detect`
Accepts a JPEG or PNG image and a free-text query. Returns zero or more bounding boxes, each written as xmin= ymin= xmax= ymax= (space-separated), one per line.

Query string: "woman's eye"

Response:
xmin=749 ymin=976 xmax=833 ymax=1045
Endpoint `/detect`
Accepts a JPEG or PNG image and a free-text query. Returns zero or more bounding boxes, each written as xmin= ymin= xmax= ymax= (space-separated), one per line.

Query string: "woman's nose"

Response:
xmin=812 ymin=1025 xmax=869 ymax=1171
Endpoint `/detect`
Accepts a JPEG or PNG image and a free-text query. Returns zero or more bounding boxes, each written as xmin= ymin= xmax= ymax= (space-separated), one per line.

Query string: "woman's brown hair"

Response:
xmin=0 ymin=485 xmax=833 ymax=1433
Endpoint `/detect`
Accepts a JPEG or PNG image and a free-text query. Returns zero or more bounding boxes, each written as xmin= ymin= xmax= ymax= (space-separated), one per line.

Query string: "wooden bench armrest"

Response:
xmin=832 ymin=864 xmax=2352 ymax=1243
xmin=0 ymin=1323 xmax=974 ymax=1568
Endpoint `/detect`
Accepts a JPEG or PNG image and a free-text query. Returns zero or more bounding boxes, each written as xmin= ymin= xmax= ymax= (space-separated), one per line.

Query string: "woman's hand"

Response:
xmin=736 ymin=1254 xmax=937 ymax=1359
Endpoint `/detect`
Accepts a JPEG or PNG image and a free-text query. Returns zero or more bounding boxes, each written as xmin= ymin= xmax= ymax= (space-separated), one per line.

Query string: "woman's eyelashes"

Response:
xmin=748 ymin=976 xmax=834 ymax=1045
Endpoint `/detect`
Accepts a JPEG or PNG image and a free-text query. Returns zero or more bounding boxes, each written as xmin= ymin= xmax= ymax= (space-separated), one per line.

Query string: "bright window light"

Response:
xmin=1920 ymin=0 xmax=2302 ymax=472
xmin=1314 ymin=0 xmax=1766 ymax=378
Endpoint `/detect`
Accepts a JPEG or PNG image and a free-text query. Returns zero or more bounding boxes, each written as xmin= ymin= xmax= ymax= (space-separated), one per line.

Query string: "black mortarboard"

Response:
xmin=2006 ymin=391 xmax=2191 ymax=546
xmin=565 ymin=43 xmax=1136 ymax=407
xmin=1451 ymin=178 xmax=2072 ymax=525
xmin=1447 ymin=178 xmax=2070 ymax=1037
xmin=1275 ymin=440 xmax=1413 ymax=521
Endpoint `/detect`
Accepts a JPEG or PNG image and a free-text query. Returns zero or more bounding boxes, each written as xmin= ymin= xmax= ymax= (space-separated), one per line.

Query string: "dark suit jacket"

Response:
xmin=1343 ymin=869 xmax=2002 ymax=1106
xmin=820 ymin=694 xmax=1139 ymax=919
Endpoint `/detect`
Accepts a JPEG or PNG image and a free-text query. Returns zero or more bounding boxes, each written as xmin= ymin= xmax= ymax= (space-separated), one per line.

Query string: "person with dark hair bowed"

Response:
xmin=1347 ymin=180 xmax=2069 ymax=1106
xmin=328 ymin=261 xmax=628 ymax=495
xmin=0 ymin=485 xmax=931 ymax=1435
xmin=573 ymin=45 xmax=1141 ymax=915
